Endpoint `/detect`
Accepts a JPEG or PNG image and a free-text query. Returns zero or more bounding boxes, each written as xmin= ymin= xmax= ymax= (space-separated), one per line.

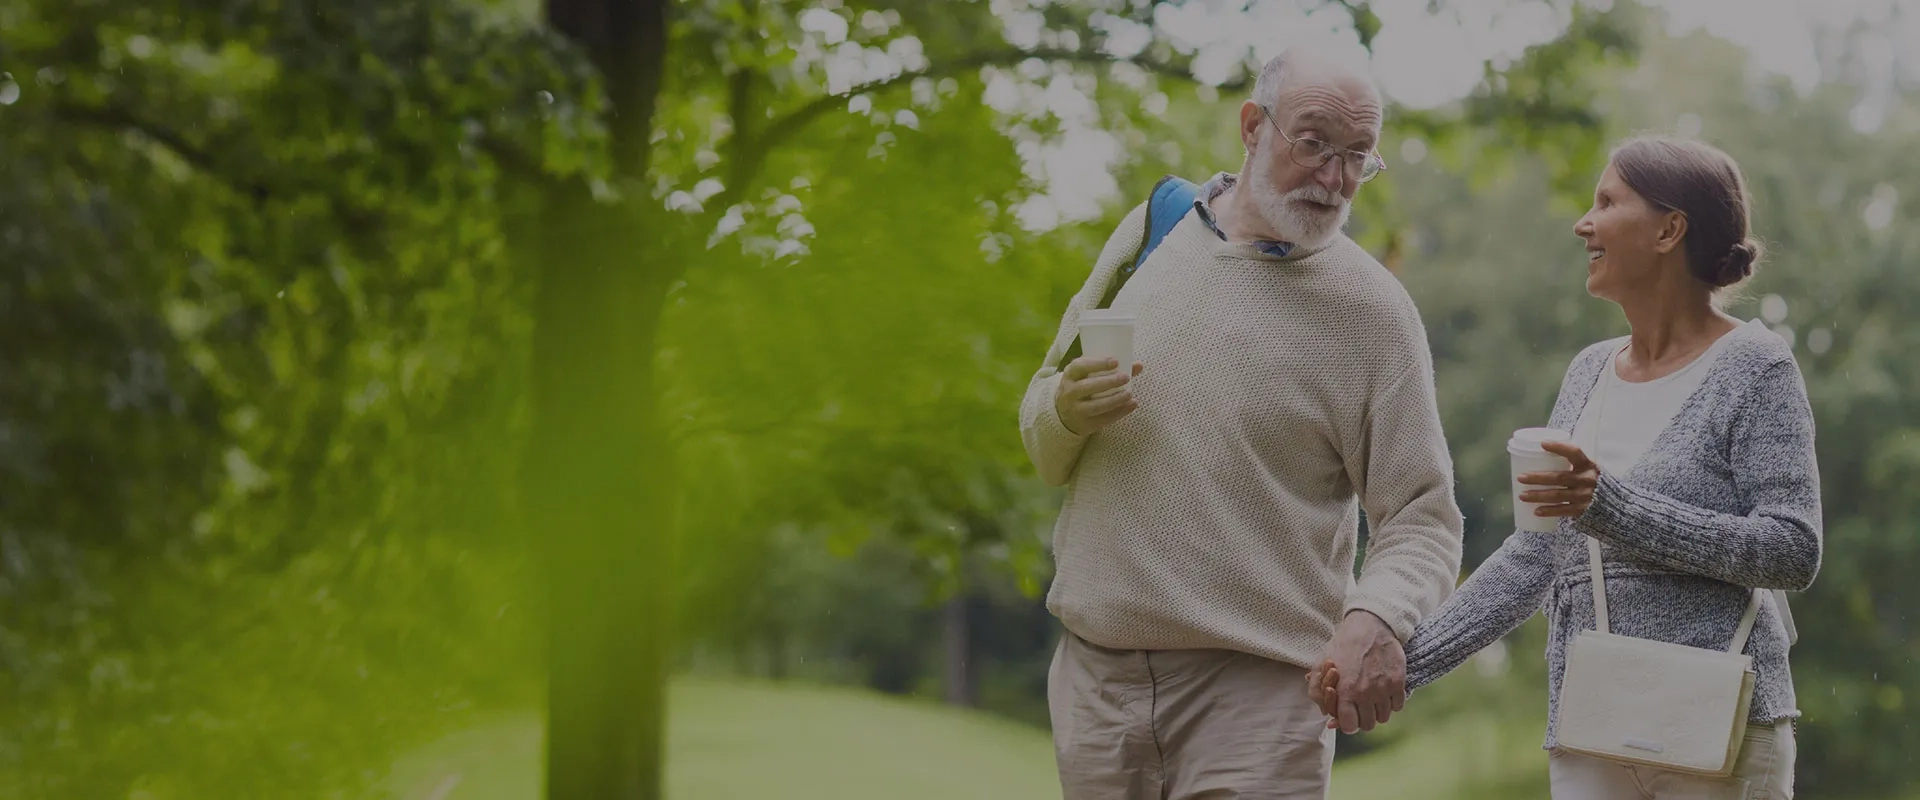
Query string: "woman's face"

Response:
xmin=1572 ymin=164 xmax=1674 ymax=301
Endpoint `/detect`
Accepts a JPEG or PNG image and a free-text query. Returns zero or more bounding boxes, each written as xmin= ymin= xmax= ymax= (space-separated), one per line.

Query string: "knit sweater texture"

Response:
xmin=1403 ymin=319 xmax=1822 ymax=750
xmin=1020 ymin=201 xmax=1465 ymax=667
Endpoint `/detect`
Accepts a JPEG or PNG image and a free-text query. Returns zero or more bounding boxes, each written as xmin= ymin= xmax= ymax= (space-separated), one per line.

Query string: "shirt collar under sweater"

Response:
xmin=1194 ymin=172 xmax=1295 ymax=259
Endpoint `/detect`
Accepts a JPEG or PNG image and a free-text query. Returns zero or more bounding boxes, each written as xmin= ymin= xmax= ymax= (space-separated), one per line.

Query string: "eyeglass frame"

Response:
xmin=1255 ymin=104 xmax=1387 ymax=184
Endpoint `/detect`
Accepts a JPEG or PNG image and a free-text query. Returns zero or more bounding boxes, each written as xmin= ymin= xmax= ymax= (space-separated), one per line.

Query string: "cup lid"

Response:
xmin=1507 ymin=427 xmax=1571 ymax=451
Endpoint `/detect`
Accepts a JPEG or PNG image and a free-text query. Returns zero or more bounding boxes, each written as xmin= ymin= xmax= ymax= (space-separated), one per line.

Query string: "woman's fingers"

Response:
xmin=1306 ymin=664 xmax=1340 ymax=716
xmin=1519 ymin=488 xmax=1592 ymax=504
xmin=1516 ymin=470 xmax=1598 ymax=488
xmin=1539 ymin=440 xmax=1598 ymax=472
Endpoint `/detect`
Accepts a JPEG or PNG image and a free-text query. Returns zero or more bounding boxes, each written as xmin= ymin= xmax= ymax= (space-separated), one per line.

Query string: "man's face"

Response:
xmin=1242 ymin=77 xmax=1382 ymax=247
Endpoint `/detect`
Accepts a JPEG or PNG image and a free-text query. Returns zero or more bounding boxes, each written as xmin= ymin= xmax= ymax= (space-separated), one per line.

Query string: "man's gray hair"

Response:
xmin=1251 ymin=53 xmax=1292 ymax=110
xmin=1249 ymin=44 xmax=1379 ymax=111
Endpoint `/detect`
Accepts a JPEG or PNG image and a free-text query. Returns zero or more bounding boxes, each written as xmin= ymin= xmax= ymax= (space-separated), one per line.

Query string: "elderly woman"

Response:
xmin=1313 ymin=135 xmax=1821 ymax=799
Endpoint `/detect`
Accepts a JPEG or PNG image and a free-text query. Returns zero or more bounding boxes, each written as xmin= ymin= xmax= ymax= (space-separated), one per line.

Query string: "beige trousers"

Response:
xmin=1548 ymin=722 xmax=1796 ymax=799
xmin=1048 ymin=632 xmax=1336 ymax=800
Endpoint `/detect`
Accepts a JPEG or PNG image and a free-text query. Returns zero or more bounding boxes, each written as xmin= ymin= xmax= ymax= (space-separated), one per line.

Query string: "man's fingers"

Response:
xmin=1352 ymin=694 xmax=1378 ymax=731
xmin=1079 ymin=390 xmax=1136 ymax=418
xmin=1351 ymin=683 xmax=1381 ymax=730
xmin=1390 ymin=689 xmax=1406 ymax=713
xmin=1372 ymin=700 xmax=1392 ymax=728
xmin=1071 ymin=371 xmax=1131 ymax=400
xmin=1068 ymin=356 xmax=1120 ymax=380
xmin=1336 ymin=697 xmax=1361 ymax=735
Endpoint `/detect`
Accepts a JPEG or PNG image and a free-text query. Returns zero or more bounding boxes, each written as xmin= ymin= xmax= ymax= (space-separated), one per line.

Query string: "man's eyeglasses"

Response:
xmin=1258 ymin=105 xmax=1386 ymax=184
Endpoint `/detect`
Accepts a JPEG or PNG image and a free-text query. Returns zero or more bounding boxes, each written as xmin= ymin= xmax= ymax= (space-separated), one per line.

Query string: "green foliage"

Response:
xmin=0 ymin=0 xmax=586 ymax=794
xmin=19 ymin=0 xmax=1914 ymax=797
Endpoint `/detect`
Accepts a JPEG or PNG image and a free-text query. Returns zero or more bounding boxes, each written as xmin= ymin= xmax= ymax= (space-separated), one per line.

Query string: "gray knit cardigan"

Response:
xmin=1403 ymin=319 xmax=1823 ymax=750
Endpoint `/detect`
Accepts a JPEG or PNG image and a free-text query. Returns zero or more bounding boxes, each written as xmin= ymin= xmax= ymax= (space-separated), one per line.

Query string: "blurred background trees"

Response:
xmin=2 ymin=0 xmax=1916 ymax=797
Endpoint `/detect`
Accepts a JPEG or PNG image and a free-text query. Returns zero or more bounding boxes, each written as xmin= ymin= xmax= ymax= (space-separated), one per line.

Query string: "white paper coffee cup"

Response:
xmin=1077 ymin=309 xmax=1136 ymax=375
xmin=1508 ymin=427 xmax=1572 ymax=533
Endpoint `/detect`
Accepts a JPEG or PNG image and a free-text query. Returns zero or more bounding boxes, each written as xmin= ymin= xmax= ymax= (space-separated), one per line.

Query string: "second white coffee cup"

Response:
xmin=1077 ymin=309 xmax=1136 ymax=375
xmin=1508 ymin=427 xmax=1572 ymax=533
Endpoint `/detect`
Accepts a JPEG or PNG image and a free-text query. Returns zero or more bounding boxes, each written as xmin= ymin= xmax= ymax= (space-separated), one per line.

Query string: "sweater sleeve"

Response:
xmin=1404 ymin=530 xmax=1561 ymax=691
xmin=1573 ymin=357 xmax=1823 ymax=590
xmin=1018 ymin=203 xmax=1147 ymax=487
xmin=1342 ymin=300 xmax=1466 ymax=642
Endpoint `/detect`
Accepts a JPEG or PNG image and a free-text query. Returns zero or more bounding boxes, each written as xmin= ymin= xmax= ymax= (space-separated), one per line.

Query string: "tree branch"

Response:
xmin=54 ymin=103 xmax=273 ymax=204
xmin=723 ymin=67 xmax=758 ymax=199
xmin=701 ymin=45 xmax=1244 ymax=228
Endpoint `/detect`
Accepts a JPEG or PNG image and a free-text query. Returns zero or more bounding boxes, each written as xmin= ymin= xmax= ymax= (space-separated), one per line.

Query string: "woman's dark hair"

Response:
xmin=1609 ymin=136 xmax=1763 ymax=289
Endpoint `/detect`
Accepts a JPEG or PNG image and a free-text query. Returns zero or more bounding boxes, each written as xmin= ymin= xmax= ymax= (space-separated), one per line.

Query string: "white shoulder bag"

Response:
xmin=1555 ymin=360 xmax=1761 ymax=777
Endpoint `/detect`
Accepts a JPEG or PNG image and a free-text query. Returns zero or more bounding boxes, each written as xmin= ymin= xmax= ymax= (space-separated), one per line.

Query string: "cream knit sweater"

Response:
xmin=1021 ymin=202 xmax=1464 ymax=666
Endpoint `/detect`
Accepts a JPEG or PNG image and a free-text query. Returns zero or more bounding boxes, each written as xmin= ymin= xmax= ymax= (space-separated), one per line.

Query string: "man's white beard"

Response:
xmin=1246 ymin=156 xmax=1351 ymax=249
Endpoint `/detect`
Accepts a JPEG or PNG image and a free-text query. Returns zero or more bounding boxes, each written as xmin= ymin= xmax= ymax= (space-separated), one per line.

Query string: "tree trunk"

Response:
xmin=942 ymin=593 xmax=976 ymax=707
xmin=531 ymin=194 xmax=675 ymax=800
xmin=535 ymin=1 xmax=672 ymax=798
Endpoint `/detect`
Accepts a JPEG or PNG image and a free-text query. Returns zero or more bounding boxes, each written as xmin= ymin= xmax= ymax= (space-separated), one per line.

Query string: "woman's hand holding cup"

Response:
xmin=1518 ymin=440 xmax=1601 ymax=519
xmin=1055 ymin=357 xmax=1144 ymax=435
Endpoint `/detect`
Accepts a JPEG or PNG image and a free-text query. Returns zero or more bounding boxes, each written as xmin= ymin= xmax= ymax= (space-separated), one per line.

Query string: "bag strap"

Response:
xmin=1056 ymin=175 xmax=1201 ymax=371
xmin=1585 ymin=537 xmax=1760 ymax=654
xmin=1580 ymin=348 xmax=1763 ymax=654
xmin=1773 ymin=588 xmax=1798 ymax=646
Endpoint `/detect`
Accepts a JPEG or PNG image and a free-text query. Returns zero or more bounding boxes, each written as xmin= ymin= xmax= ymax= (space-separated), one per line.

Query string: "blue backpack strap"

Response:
xmin=1137 ymin=175 xmax=1202 ymax=269
xmin=1095 ymin=175 xmax=1199 ymax=310
xmin=1058 ymin=175 xmax=1199 ymax=371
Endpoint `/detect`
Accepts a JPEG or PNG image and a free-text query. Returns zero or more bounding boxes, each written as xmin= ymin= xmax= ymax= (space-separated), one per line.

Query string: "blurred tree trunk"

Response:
xmin=533 ymin=0 xmax=673 ymax=798
xmin=941 ymin=593 xmax=976 ymax=707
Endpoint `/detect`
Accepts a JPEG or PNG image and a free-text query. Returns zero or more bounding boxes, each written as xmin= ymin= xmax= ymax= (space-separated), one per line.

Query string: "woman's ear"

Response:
xmin=1654 ymin=210 xmax=1689 ymax=255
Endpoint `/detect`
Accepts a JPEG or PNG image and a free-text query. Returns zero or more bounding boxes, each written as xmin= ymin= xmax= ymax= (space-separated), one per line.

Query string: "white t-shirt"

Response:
xmin=1571 ymin=323 xmax=1749 ymax=475
xmin=1568 ymin=320 xmax=1796 ymax=643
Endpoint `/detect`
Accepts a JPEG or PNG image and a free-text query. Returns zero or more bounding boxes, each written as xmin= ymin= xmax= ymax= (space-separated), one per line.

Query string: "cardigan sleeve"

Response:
xmin=1574 ymin=357 xmax=1823 ymax=590
xmin=1403 ymin=529 xmax=1561 ymax=691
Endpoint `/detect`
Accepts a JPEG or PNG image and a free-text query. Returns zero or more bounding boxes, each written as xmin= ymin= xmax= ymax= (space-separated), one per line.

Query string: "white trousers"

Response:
xmin=1548 ymin=721 xmax=1795 ymax=799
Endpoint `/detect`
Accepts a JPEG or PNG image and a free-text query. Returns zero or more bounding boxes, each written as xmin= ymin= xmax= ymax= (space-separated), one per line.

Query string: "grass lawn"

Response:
xmin=384 ymin=677 xmax=1549 ymax=800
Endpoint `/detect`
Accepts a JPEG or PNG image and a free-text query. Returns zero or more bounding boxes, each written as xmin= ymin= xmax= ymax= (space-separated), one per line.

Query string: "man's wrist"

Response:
xmin=1344 ymin=609 xmax=1397 ymax=640
xmin=1345 ymin=608 xmax=1388 ymax=627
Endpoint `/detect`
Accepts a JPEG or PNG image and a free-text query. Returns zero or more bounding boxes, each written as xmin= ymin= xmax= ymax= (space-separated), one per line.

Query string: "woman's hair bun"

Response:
xmin=1712 ymin=240 xmax=1761 ymax=288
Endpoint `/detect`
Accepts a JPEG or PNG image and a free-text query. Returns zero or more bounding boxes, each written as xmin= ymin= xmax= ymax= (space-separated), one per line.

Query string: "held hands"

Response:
xmin=1304 ymin=611 xmax=1406 ymax=734
xmin=1054 ymin=357 xmax=1144 ymax=435
xmin=1519 ymin=441 xmax=1601 ymax=519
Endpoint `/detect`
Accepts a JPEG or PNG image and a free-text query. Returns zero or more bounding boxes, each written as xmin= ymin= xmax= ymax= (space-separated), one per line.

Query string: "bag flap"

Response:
xmin=1557 ymin=631 xmax=1755 ymax=774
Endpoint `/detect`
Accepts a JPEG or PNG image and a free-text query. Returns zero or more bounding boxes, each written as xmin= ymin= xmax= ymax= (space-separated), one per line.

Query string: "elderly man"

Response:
xmin=1019 ymin=46 xmax=1464 ymax=799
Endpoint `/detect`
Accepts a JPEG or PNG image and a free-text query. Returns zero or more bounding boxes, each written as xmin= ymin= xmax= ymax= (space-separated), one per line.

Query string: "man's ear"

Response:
xmin=1654 ymin=211 xmax=1688 ymax=255
xmin=1240 ymin=101 xmax=1263 ymax=154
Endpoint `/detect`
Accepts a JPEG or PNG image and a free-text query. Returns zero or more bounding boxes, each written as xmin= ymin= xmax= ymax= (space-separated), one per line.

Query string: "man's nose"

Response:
xmin=1314 ymin=157 xmax=1345 ymax=193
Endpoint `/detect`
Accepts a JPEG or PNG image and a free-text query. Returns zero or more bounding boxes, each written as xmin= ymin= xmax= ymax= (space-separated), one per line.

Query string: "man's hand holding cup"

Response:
xmin=1055 ymin=357 xmax=1143 ymax=435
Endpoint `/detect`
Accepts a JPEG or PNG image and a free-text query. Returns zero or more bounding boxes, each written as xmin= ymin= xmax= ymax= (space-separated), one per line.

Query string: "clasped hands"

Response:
xmin=1305 ymin=443 xmax=1601 ymax=733
xmin=1304 ymin=610 xmax=1406 ymax=735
